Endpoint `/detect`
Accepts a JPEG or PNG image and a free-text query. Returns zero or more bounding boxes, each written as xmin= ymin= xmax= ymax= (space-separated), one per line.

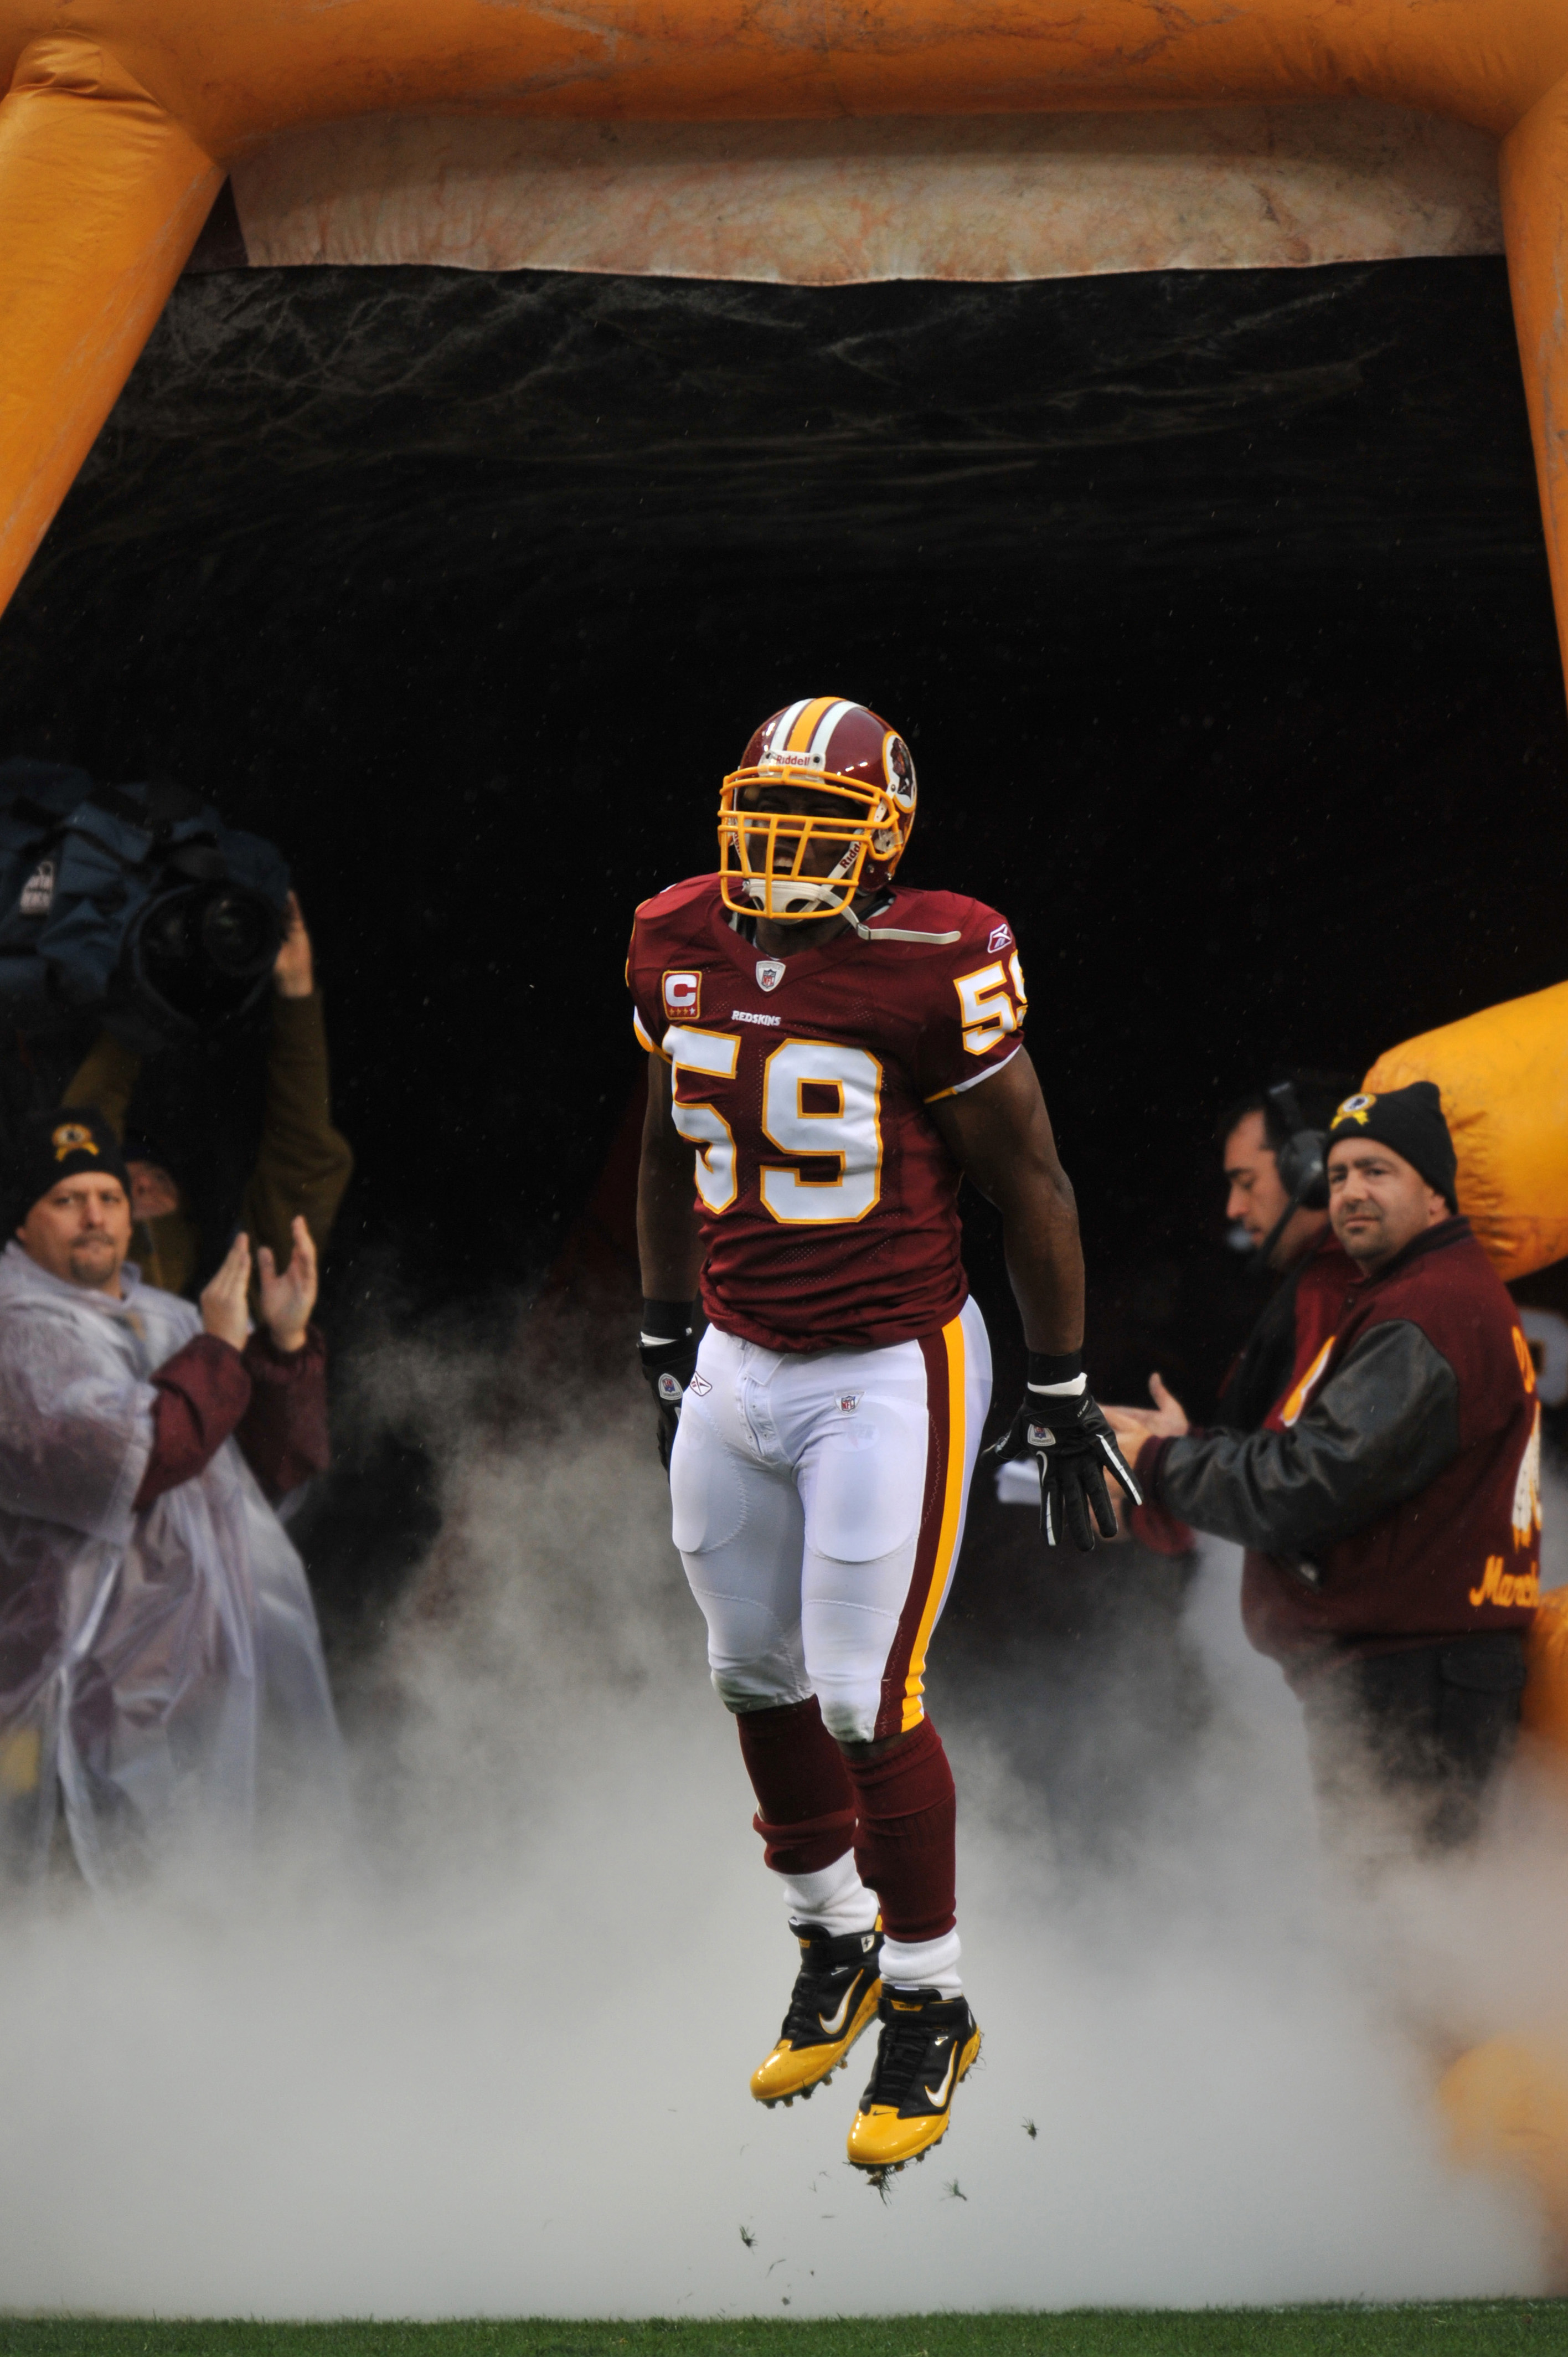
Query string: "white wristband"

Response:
xmin=1028 ymin=1373 xmax=1088 ymax=1398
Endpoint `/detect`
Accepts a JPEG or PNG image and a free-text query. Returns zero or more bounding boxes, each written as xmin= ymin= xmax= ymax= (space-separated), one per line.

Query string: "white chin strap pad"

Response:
xmin=746 ymin=840 xmax=859 ymax=915
xmin=773 ymin=878 xmax=840 ymax=912
xmin=780 ymin=849 xmax=857 ymax=912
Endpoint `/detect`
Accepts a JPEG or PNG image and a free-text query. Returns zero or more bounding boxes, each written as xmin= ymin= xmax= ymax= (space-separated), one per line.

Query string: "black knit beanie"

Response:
xmin=1327 ymin=1080 xmax=1458 ymax=1213
xmin=5 ymin=1105 xmax=132 ymax=1236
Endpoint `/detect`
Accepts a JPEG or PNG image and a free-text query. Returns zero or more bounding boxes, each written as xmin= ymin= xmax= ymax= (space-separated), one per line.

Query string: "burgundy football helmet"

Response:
xmin=719 ymin=697 xmax=917 ymax=923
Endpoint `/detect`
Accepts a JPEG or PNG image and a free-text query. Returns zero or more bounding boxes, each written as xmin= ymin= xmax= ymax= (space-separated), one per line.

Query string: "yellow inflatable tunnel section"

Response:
xmin=1440 ymin=2032 xmax=1568 ymax=2276
xmin=1364 ymin=979 xmax=1568 ymax=1284
xmin=1524 ymin=1587 xmax=1568 ymax=1760
xmin=0 ymin=0 xmax=1565 ymax=698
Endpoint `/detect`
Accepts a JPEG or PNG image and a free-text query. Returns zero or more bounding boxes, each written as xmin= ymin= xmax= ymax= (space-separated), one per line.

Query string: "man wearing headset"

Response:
xmin=1121 ymin=1075 xmax=1356 ymax=1556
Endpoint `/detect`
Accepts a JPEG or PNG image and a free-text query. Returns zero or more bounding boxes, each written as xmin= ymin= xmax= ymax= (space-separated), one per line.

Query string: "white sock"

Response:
xmin=777 ymin=1850 xmax=878 ymax=1936
xmin=880 ymin=1927 xmax=962 ymax=1997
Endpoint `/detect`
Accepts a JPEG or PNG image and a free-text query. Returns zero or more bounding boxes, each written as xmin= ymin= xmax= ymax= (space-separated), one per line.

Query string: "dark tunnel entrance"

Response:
xmin=1 ymin=250 xmax=1565 ymax=1810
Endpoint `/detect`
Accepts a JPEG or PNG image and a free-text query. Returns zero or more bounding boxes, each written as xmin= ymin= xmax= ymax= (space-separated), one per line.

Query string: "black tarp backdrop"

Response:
xmin=0 ymin=253 xmax=1564 ymax=1796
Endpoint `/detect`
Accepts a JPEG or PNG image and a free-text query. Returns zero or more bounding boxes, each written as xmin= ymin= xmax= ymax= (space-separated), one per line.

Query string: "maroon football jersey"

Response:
xmin=628 ymin=874 xmax=1027 ymax=1350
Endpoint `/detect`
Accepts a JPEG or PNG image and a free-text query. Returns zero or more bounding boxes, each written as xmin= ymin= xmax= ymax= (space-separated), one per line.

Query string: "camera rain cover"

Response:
xmin=0 ymin=761 xmax=289 ymax=1051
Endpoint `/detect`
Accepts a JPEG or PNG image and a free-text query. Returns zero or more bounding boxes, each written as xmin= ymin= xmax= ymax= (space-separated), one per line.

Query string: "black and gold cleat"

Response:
xmin=846 ymin=1986 xmax=981 ymax=2178
xmin=750 ymin=1921 xmax=883 ymax=2107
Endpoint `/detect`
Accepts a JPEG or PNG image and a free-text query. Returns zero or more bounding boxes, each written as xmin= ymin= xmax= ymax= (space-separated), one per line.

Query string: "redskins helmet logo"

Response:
xmin=1333 ymin=1093 xmax=1375 ymax=1126
xmin=881 ymin=731 xmax=917 ymax=814
xmin=51 ymin=1121 xmax=99 ymax=1161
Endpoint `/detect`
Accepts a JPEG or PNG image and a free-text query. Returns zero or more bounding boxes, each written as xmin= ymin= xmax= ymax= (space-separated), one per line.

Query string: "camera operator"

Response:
xmin=65 ymin=892 xmax=353 ymax=1298
xmin=0 ymin=1106 xmax=342 ymax=1885
xmin=1107 ymin=1084 xmax=1542 ymax=1863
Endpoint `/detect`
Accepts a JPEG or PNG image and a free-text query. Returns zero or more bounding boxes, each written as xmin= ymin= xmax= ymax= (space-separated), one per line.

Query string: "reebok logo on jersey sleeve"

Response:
xmin=987 ymin=923 xmax=1013 ymax=953
xmin=663 ymin=970 xmax=702 ymax=1018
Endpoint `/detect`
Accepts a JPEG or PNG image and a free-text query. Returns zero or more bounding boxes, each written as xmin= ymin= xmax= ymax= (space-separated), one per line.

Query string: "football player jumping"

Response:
xmin=630 ymin=697 xmax=1137 ymax=2179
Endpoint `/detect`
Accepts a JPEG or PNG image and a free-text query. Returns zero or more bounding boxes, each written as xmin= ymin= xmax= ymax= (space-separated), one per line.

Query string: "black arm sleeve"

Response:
xmin=1151 ymin=1319 xmax=1461 ymax=1555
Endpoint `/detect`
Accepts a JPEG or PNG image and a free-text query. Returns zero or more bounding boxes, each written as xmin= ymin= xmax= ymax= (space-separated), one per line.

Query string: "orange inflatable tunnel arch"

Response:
xmin=0 ymin=1 xmax=1567 ymax=686
xmin=1364 ymin=978 xmax=1568 ymax=1285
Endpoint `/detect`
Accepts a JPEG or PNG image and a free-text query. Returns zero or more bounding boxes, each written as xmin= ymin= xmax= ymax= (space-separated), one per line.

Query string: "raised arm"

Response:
xmin=64 ymin=1030 xmax=141 ymax=1138
xmin=241 ymin=896 xmax=354 ymax=1267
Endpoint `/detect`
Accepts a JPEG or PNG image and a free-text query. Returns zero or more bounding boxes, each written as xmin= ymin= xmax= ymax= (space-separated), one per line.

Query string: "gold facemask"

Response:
xmin=718 ymin=768 xmax=911 ymax=923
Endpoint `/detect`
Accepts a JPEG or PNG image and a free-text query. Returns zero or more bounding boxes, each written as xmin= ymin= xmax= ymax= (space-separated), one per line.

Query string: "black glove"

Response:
xmin=638 ymin=1299 xmax=698 ymax=1471
xmin=982 ymin=1353 xmax=1143 ymax=1552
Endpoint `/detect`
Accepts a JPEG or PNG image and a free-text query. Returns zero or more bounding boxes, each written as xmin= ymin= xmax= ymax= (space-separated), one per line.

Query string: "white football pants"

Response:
xmin=668 ymin=1299 xmax=992 ymax=1745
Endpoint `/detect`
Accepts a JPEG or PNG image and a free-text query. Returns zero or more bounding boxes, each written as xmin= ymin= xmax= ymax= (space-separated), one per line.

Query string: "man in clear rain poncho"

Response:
xmin=0 ymin=1105 xmax=343 ymax=1887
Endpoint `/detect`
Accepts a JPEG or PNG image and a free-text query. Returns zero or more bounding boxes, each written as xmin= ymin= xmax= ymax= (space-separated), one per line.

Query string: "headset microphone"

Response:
xmin=1251 ymin=1080 xmax=1328 ymax=1269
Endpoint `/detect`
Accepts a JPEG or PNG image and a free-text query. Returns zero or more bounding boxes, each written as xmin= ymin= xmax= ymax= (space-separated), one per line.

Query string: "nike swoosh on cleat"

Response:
xmin=922 ymin=2049 xmax=957 ymax=2109
xmin=817 ymin=1974 xmax=863 ymax=2038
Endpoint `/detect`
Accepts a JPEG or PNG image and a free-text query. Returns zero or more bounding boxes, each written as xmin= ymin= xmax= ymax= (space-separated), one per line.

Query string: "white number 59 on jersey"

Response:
xmin=667 ymin=1027 xmax=883 ymax=1227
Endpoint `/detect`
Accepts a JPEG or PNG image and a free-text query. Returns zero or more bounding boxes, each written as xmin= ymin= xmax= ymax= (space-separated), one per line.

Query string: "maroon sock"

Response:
xmin=844 ymin=1716 xmax=956 ymax=1942
xmin=736 ymin=1697 xmax=857 ymax=1876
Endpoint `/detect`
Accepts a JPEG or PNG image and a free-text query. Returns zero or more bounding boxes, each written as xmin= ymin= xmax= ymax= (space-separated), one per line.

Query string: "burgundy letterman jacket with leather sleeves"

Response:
xmin=1136 ymin=1218 xmax=1542 ymax=1680
xmin=1129 ymin=1229 xmax=1354 ymax=1556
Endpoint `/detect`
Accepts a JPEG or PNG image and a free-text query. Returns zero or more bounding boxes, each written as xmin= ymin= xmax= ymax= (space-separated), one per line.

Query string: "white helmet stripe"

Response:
xmin=765 ymin=698 xmax=814 ymax=758
xmin=807 ymin=699 xmax=857 ymax=765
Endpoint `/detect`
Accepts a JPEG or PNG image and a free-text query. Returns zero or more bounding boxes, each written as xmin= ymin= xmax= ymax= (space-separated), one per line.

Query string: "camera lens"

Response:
xmin=128 ymin=883 xmax=282 ymax=1033
xmin=200 ymin=889 xmax=277 ymax=980
xmin=140 ymin=894 xmax=197 ymax=970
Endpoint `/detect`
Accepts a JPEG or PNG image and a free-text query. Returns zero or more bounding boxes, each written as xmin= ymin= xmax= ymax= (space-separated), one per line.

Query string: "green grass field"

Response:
xmin=0 ymin=2310 xmax=1564 ymax=2357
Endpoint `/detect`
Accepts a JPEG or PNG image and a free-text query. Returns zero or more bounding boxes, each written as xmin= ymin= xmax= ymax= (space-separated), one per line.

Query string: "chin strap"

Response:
xmin=843 ymin=908 xmax=961 ymax=945
xmin=841 ymin=886 xmax=960 ymax=945
xmin=740 ymin=882 xmax=961 ymax=947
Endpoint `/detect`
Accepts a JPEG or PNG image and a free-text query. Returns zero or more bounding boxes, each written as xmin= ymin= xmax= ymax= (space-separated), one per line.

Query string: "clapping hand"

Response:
xmin=199 ymin=1232 xmax=253 ymax=1352
xmin=257 ymin=1216 xmax=317 ymax=1354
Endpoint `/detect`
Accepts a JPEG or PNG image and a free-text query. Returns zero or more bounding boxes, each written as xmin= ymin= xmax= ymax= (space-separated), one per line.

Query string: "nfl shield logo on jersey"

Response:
xmin=755 ymin=959 xmax=786 ymax=993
